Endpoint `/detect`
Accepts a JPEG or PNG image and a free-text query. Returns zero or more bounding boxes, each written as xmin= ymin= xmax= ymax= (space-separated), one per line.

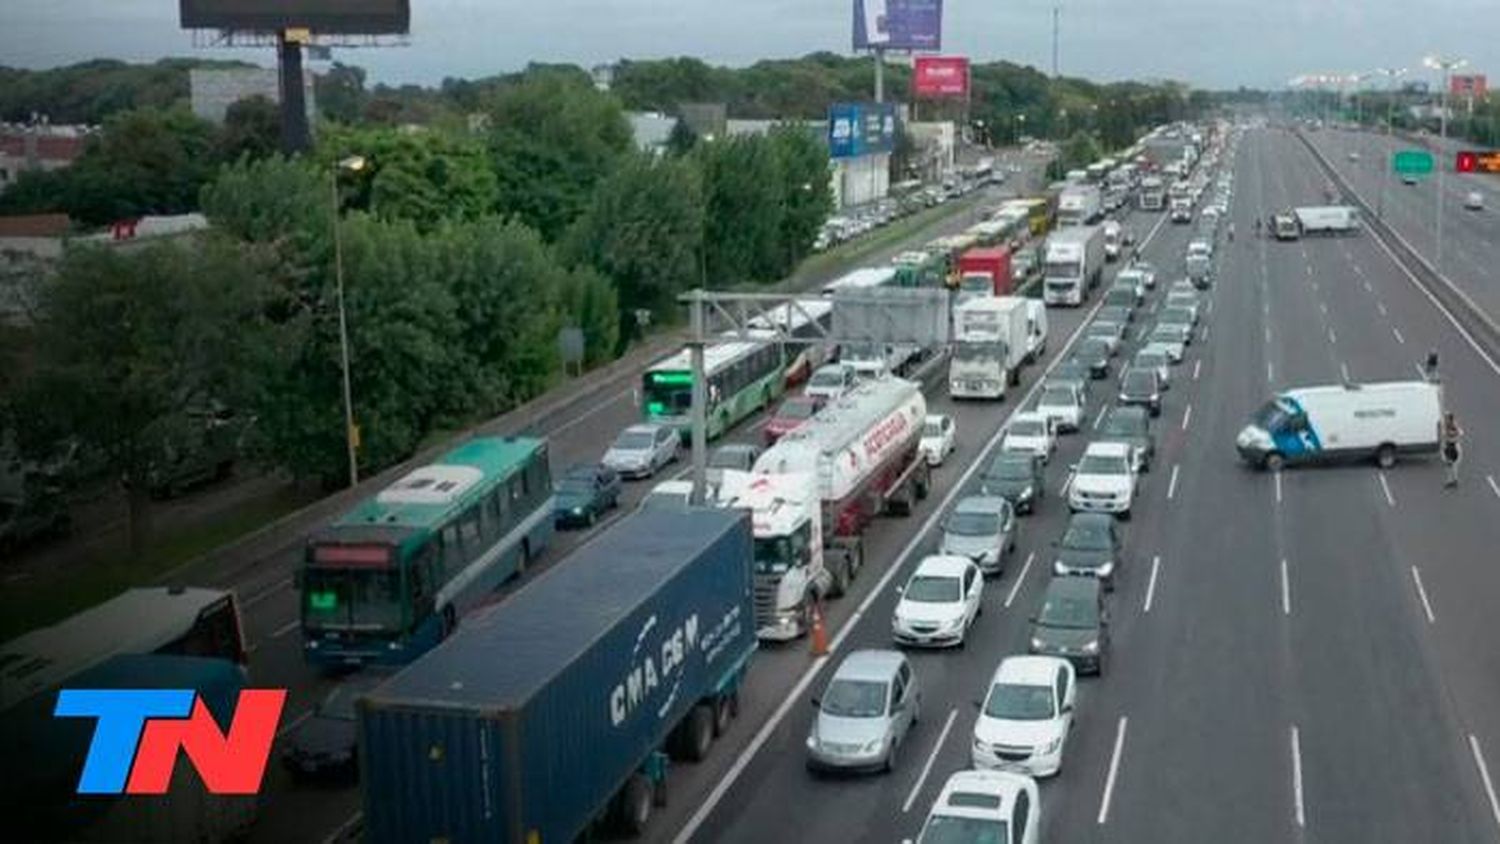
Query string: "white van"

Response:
xmin=1236 ymin=381 xmax=1441 ymax=470
xmin=1024 ymin=300 xmax=1049 ymax=362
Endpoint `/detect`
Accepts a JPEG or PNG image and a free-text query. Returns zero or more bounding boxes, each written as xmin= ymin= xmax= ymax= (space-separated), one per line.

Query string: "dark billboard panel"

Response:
xmin=180 ymin=0 xmax=410 ymax=34
xmin=852 ymin=0 xmax=943 ymax=52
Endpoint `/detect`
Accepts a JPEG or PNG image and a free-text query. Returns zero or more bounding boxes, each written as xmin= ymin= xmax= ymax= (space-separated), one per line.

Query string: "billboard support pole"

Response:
xmin=688 ymin=291 xmax=708 ymax=506
xmin=276 ymin=32 xmax=312 ymax=154
xmin=874 ymin=47 xmax=885 ymax=103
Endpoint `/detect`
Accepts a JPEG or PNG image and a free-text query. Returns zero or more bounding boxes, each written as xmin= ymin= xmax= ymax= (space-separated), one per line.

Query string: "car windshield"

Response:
xmin=1038 ymin=590 xmax=1099 ymax=629
xmin=1039 ymin=387 xmax=1074 ymax=406
xmin=906 ymin=574 xmax=962 ymax=602
xmin=821 ymin=679 xmax=888 ymax=718
xmin=989 ymin=456 xmax=1034 ymax=480
xmin=1253 ymin=399 xmax=1294 ymax=432
xmin=1106 ymin=290 xmax=1133 ymax=305
xmin=779 ymin=399 xmax=818 ymax=420
xmin=1136 ymin=352 xmax=1167 ymax=369
xmin=1009 ymin=419 xmax=1045 ymax=437
xmin=918 ymin=815 xmax=1009 ymax=844
xmin=946 ymin=511 xmax=999 ymax=537
xmin=1079 ymin=340 xmax=1109 ymax=357
xmin=985 ymin=682 xmax=1056 ymax=720
xmin=1078 ymin=454 xmax=1129 ymax=475
xmin=1151 ymin=327 xmax=1183 ymax=342
xmin=1122 ymin=371 xmax=1156 ymax=392
xmin=924 ymin=420 xmax=945 ymax=438
xmin=1062 ymin=519 xmax=1114 ymax=549
xmin=1052 ymin=364 xmax=1087 ymax=381
xmin=615 ymin=431 xmax=655 ymax=450
xmin=809 ymin=369 xmax=845 ymax=388
xmin=1101 ymin=413 xmax=1145 ymax=437
xmin=1162 ymin=308 xmax=1192 ymax=323
xmin=558 ymin=477 xmax=595 ymax=494
xmin=1088 ymin=322 xmax=1118 ymax=336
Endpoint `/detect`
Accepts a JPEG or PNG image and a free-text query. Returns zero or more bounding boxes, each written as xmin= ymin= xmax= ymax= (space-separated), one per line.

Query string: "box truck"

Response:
xmin=1057 ymin=184 xmax=1103 ymax=227
xmin=358 ymin=508 xmax=757 ymax=843
xmin=1042 ymin=225 xmax=1106 ymax=306
xmin=1235 ymin=381 xmax=1441 ymax=471
xmin=955 ymin=247 xmax=1013 ymax=303
xmin=950 ymin=297 xmax=1030 ymax=398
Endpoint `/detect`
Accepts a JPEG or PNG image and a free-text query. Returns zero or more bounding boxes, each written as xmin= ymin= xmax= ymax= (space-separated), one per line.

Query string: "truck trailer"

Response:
xmin=1042 ymin=225 xmax=1106 ymax=307
xmin=357 ymin=508 xmax=757 ymax=843
xmin=950 ymin=297 xmax=1030 ymax=398
xmin=955 ymin=247 xmax=1014 ymax=303
xmin=1057 ymin=184 xmax=1103 ymax=227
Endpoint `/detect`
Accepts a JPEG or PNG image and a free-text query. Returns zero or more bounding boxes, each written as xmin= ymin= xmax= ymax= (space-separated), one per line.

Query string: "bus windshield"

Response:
xmin=302 ymin=567 xmax=404 ymax=632
xmin=644 ymin=372 xmax=693 ymax=416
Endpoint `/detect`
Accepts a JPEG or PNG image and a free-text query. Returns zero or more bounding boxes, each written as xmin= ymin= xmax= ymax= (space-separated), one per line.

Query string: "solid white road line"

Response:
xmin=671 ymin=289 xmax=1120 ymax=844
xmin=1377 ymin=300 xmax=1388 ymax=316
xmin=277 ymin=709 xmax=314 ymax=739
xmin=1144 ymin=556 xmax=1161 ymax=614
xmin=1202 ymin=324 xmax=1210 ymax=342
xmin=321 ymin=811 xmax=363 ymax=844
xmin=902 ymin=708 xmax=959 ymax=814
xmin=244 ymin=577 xmax=293 ymax=608
xmin=1471 ymin=734 xmax=1500 ymax=834
xmin=1167 ymin=464 xmax=1180 ymax=500
xmin=1097 ymin=716 xmax=1129 ymax=825
xmin=1093 ymin=405 xmax=1108 ymax=430
xmin=1328 ymin=327 xmax=1338 ymax=344
xmin=1393 ymin=326 xmax=1406 ymax=344
xmin=271 ymin=619 xmax=300 ymax=639
xmin=1413 ymin=362 xmax=1429 ymax=380
xmin=1281 ymin=558 xmax=1292 ymax=616
xmin=1378 ymin=472 xmax=1396 ymax=507
xmin=1181 ymin=404 xmax=1193 ymax=431
xmin=1339 ymin=362 xmax=1351 ymax=382
xmin=1005 ymin=552 xmax=1035 ymax=609
xmin=1410 ymin=566 xmax=1436 ymax=624
xmin=1059 ymin=469 xmax=1075 ymax=498
xmin=1292 ymin=726 xmax=1306 ymax=827
xmin=1275 ymin=470 xmax=1283 ymax=505
xmin=1193 ymin=360 xmax=1202 ymax=381
xmin=1267 ymin=360 xmax=1275 ymax=383
xmin=1487 ymin=475 xmax=1500 ymax=501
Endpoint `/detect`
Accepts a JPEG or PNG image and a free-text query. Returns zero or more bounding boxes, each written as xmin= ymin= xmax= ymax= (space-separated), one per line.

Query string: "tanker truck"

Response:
xmin=730 ymin=376 xmax=930 ymax=640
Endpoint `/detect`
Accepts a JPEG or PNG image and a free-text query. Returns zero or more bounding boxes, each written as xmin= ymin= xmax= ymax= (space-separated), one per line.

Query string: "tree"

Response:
xmin=11 ymin=237 xmax=291 ymax=555
xmin=695 ymin=135 xmax=784 ymax=284
xmin=768 ymin=125 xmax=834 ymax=274
xmin=218 ymin=95 xmax=281 ymax=162
xmin=564 ymin=153 xmax=704 ymax=320
xmin=200 ymin=154 xmax=327 ymax=249
xmin=483 ymin=73 xmax=632 ymax=241
xmin=666 ymin=119 xmax=699 ymax=156
xmin=556 ymin=266 xmax=620 ymax=366
xmin=319 ymin=126 xmax=499 ymax=231
xmin=314 ymin=62 xmax=368 ymax=124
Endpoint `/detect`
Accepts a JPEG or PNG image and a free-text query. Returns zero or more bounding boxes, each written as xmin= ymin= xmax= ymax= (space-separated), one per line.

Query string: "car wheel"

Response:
xmin=586 ymin=509 xmax=597 ymax=527
xmin=1375 ymin=443 xmax=1396 ymax=470
xmin=1264 ymin=452 xmax=1285 ymax=472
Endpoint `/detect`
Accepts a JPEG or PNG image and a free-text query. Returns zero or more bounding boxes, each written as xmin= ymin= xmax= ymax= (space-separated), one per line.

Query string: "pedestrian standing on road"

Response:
xmin=1228 ymin=222 xmax=1235 ymax=242
xmin=1423 ymin=349 xmax=1440 ymax=382
xmin=1441 ymin=412 xmax=1463 ymax=488
xmin=1254 ymin=218 xmax=1262 ymax=238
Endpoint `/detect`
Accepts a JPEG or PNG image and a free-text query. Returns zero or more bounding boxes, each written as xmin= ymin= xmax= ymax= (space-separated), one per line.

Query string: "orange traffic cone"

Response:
xmin=809 ymin=599 xmax=829 ymax=656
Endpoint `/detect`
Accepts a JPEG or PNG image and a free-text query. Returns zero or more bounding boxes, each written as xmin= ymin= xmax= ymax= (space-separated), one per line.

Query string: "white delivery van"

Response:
xmin=1024 ymin=300 xmax=1048 ymax=362
xmin=1235 ymin=381 xmax=1441 ymax=470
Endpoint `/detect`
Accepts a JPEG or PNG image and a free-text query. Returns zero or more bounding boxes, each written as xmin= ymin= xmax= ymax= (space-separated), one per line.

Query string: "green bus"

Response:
xmin=642 ymin=340 xmax=788 ymax=441
xmin=300 ymin=436 xmax=553 ymax=668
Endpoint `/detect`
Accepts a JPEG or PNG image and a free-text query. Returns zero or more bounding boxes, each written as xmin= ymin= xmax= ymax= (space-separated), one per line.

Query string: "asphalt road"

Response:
xmin=665 ymin=126 xmax=1500 ymax=844
xmin=211 ymin=155 xmax=1057 ymax=844
xmin=1299 ymin=126 xmax=1500 ymax=321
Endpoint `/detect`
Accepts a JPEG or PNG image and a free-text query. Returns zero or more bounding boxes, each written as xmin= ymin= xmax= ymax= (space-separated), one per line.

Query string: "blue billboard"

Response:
xmin=829 ymin=102 xmax=898 ymax=159
xmin=852 ymin=0 xmax=943 ymax=52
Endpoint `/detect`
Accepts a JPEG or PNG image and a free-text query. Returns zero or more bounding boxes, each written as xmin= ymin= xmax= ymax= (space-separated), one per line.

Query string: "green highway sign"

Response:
xmin=1393 ymin=149 xmax=1434 ymax=175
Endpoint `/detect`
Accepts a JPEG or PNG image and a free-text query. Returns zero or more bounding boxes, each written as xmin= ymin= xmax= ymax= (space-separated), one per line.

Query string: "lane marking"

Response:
xmin=1181 ymin=404 xmax=1193 ymax=432
xmin=669 ymin=276 xmax=1128 ymax=843
xmin=1267 ymin=360 xmax=1275 ymax=383
xmin=551 ymin=386 xmax=635 ymax=436
xmin=1378 ymin=472 xmax=1395 ymax=507
xmin=1393 ymin=326 xmax=1406 ymax=344
xmin=1414 ymin=362 xmax=1429 ymax=380
xmin=1097 ymin=716 xmax=1129 ymax=825
xmin=1281 ymin=557 xmax=1292 ymax=616
xmin=1193 ymin=360 xmax=1202 ymax=381
xmin=1487 ymin=475 xmax=1500 ymax=500
xmin=276 ymin=709 xmax=313 ymax=739
xmin=1410 ymin=566 xmax=1436 ymax=624
xmin=1319 ymin=302 xmax=1329 ymax=316
xmin=244 ymin=577 xmax=293 ymax=608
xmin=1275 ymin=470 xmax=1283 ymax=505
xmin=1471 ymin=734 xmax=1500 ymax=834
xmin=1202 ymin=324 xmax=1210 ymax=342
xmin=271 ymin=619 xmax=300 ymax=639
xmin=1059 ymin=469 xmax=1075 ymax=498
xmin=1377 ymin=300 xmax=1388 ymax=316
xmin=1362 ymin=279 xmax=1372 ymax=293
xmin=1265 ymin=326 xmax=1273 ymax=345
xmin=321 ymin=811 xmax=363 ymax=844
xmin=1143 ymin=555 xmax=1161 ymax=613
xmin=1292 ymin=725 xmax=1306 ymax=828
xmin=1305 ymin=265 xmax=1313 ymax=276
xmin=1167 ymin=464 xmax=1180 ymax=500
xmin=1327 ymin=327 xmax=1337 ymax=344
xmin=1093 ymin=405 xmax=1108 ymax=430
xmin=902 ymin=708 xmax=959 ymax=813
xmin=1339 ymin=362 xmax=1351 ymax=382
xmin=1005 ymin=552 xmax=1035 ymax=608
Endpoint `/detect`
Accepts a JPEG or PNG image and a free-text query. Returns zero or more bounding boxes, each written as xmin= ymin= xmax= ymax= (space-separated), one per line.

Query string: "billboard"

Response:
xmin=852 ymin=0 xmax=943 ymax=52
xmin=179 ymin=0 xmax=411 ymax=34
xmin=913 ymin=56 xmax=970 ymax=98
xmin=1451 ymin=74 xmax=1489 ymax=98
xmin=829 ymin=102 xmax=898 ymax=159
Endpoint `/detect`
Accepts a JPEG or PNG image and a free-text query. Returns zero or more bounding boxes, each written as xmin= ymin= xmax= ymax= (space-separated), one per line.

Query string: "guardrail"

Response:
xmin=1294 ymin=129 xmax=1500 ymax=365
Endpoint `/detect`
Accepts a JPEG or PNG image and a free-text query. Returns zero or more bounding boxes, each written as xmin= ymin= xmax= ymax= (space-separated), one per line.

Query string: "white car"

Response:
xmin=912 ymin=411 xmax=958 ymax=466
xmin=892 ymin=555 xmax=984 ymax=648
xmin=1188 ymin=238 xmax=1213 ymax=259
xmin=1034 ymin=383 xmax=1085 ymax=433
xmin=1130 ymin=261 xmax=1158 ymax=289
xmin=1068 ymin=441 xmax=1138 ymax=519
xmin=1132 ymin=348 xmax=1173 ymax=389
xmin=1145 ymin=330 xmax=1186 ymax=363
xmin=639 ymin=479 xmax=693 ymax=510
xmin=805 ymin=363 xmax=857 ymax=401
xmin=1113 ymin=269 xmax=1146 ymax=303
xmin=1465 ymin=191 xmax=1485 ymax=211
xmin=1001 ymin=412 xmax=1057 ymax=463
xmin=602 ymin=423 xmax=679 ymax=479
xmin=972 ymin=656 xmax=1076 ymax=777
xmin=912 ymin=770 xmax=1040 ymax=844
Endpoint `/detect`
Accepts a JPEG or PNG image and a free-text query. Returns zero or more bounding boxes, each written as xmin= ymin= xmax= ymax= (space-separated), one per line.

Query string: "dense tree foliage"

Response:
xmin=0 ymin=59 xmax=252 ymax=124
xmin=217 ymin=96 xmax=282 ymax=163
xmin=696 ymin=134 xmax=785 ymax=284
xmin=319 ymin=125 xmax=499 ymax=231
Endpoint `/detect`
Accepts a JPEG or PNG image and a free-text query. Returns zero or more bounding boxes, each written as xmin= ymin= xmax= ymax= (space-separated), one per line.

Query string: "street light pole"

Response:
xmin=331 ymin=155 xmax=367 ymax=488
xmin=1426 ymin=56 xmax=1468 ymax=272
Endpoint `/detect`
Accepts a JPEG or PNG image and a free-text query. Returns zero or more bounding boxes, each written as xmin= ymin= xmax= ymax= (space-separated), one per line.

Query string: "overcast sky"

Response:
xmin=1 ymin=1 xmax=1494 ymax=90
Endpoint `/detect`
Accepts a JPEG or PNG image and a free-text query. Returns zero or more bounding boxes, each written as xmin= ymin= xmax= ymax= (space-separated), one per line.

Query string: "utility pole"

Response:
xmin=687 ymin=291 xmax=708 ymax=505
xmin=1426 ymin=55 xmax=1468 ymax=272
xmin=1051 ymin=5 xmax=1060 ymax=78
xmin=1375 ymin=67 xmax=1406 ymax=220
xmin=874 ymin=47 xmax=885 ymax=103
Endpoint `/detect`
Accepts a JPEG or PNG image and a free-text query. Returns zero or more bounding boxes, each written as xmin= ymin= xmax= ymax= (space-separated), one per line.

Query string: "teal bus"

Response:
xmin=642 ymin=340 xmax=789 ymax=441
xmin=300 ymin=436 xmax=553 ymax=668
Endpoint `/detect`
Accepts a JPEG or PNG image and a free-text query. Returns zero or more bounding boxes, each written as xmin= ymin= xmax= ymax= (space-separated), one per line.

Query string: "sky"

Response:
xmin=0 ymin=0 xmax=1494 ymax=91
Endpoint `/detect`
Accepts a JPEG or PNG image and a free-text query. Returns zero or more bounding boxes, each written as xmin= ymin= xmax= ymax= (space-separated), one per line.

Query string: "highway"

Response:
xmin=1300 ymin=126 xmax=1500 ymax=321
xmin=203 ymin=151 xmax=1058 ymax=844
xmin=652 ymin=126 xmax=1500 ymax=844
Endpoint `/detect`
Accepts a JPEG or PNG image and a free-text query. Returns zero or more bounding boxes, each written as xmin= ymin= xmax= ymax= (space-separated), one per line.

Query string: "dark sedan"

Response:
xmin=553 ymin=463 xmax=622 ymax=528
xmin=1070 ymin=338 xmax=1113 ymax=380
xmin=979 ymin=451 xmax=1045 ymax=514
xmin=282 ymin=671 xmax=390 ymax=780
xmin=1052 ymin=512 xmax=1124 ymax=591
xmin=1118 ymin=367 xmax=1163 ymax=417
xmin=1097 ymin=406 xmax=1156 ymax=473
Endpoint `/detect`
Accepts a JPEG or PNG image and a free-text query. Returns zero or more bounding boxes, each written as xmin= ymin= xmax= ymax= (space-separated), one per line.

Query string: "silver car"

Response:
xmin=807 ymin=650 xmax=922 ymax=774
xmin=601 ymin=423 xmax=679 ymax=479
xmin=940 ymin=496 xmax=1018 ymax=576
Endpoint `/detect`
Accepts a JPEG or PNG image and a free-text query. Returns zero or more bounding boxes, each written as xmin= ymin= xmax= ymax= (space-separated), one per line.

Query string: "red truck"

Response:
xmin=956 ymin=247 xmax=1014 ymax=300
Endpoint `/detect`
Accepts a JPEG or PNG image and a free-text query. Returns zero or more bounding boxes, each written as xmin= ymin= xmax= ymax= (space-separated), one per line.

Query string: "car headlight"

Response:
xmin=1082 ymin=640 xmax=1100 ymax=654
xmin=1098 ymin=561 xmax=1115 ymax=577
xmin=863 ymin=738 xmax=887 ymax=753
xmin=1041 ymin=736 xmax=1063 ymax=754
xmin=1020 ymin=485 xmax=1035 ymax=500
xmin=1030 ymin=636 xmax=1046 ymax=650
xmin=941 ymin=615 xmax=966 ymax=631
xmin=973 ymin=738 xmax=988 ymax=752
xmin=806 ymin=735 xmax=818 ymax=750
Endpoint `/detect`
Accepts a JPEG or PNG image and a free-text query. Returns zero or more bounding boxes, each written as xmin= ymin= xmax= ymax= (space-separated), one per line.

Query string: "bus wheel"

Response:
xmin=616 ymin=774 xmax=654 ymax=835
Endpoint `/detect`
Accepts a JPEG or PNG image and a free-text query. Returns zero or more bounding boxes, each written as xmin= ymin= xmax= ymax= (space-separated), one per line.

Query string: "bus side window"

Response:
xmin=442 ymin=524 xmax=462 ymax=574
xmin=460 ymin=506 xmax=482 ymax=548
xmin=408 ymin=549 xmax=434 ymax=618
xmin=528 ymin=458 xmax=548 ymax=507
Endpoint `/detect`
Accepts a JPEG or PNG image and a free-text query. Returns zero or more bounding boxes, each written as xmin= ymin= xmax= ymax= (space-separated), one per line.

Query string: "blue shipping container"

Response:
xmin=359 ymin=507 xmax=756 ymax=844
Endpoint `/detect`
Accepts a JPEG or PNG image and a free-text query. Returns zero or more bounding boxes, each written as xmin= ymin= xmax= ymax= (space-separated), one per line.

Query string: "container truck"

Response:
xmin=1293 ymin=206 xmax=1360 ymax=236
xmin=1042 ymin=225 xmax=1105 ymax=307
xmin=745 ymin=377 xmax=929 ymax=639
xmin=358 ymin=508 xmax=756 ymax=843
xmin=950 ymin=297 xmax=1030 ymax=399
xmin=1057 ymin=184 xmax=1103 ymax=227
xmin=955 ymin=247 xmax=1013 ymax=303
xmin=1139 ymin=176 xmax=1166 ymax=211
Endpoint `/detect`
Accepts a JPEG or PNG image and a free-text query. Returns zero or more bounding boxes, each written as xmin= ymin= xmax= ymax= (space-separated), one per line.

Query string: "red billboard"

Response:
xmin=913 ymin=56 xmax=970 ymax=98
xmin=1451 ymin=74 xmax=1488 ymax=98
